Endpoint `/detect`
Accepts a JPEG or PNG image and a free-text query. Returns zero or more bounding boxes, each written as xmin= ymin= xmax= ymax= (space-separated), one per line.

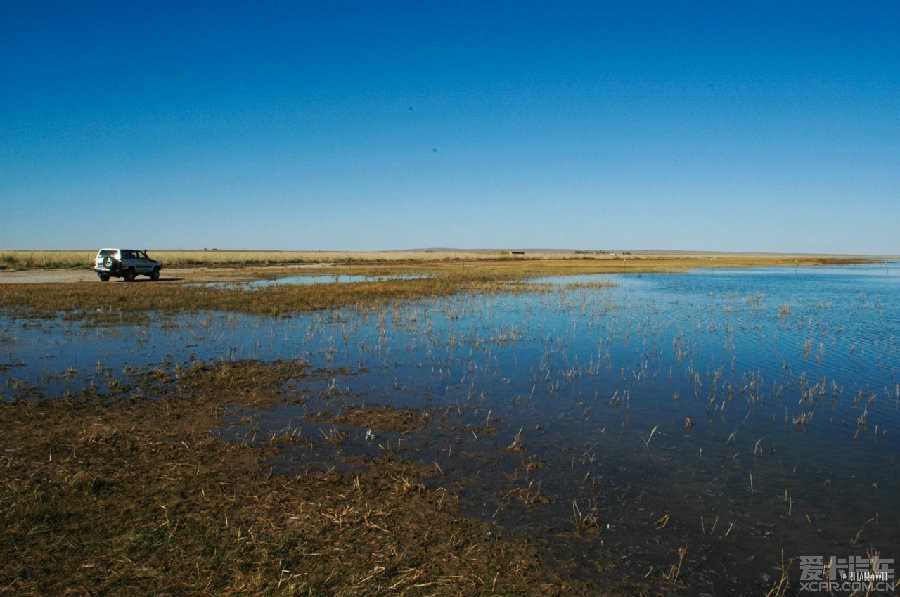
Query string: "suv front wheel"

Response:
xmin=150 ymin=267 xmax=160 ymax=281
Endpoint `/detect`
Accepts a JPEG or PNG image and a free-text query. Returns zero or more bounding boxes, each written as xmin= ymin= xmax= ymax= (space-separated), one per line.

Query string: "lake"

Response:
xmin=2 ymin=262 xmax=897 ymax=594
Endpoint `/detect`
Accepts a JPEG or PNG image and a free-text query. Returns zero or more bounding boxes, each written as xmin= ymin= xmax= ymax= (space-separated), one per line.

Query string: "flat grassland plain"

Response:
xmin=0 ymin=250 xmax=890 ymax=595
xmin=0 ymin=250 xmax=877 ymax=316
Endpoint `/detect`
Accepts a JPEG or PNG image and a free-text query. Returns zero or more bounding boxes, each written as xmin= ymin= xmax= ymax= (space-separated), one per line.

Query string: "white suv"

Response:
xmin=93 ymin=249 xmax=162 ymax=282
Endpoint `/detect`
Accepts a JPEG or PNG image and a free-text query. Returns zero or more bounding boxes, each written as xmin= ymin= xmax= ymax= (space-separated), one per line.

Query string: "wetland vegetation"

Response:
xmin=1 ymin=359 xmax=594 ymax=595
xmin=1 ymin=254 xmax=897 ymax=595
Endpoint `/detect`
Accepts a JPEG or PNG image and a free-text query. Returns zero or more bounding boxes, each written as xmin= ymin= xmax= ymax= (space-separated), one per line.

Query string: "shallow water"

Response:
xmin=3 ymin=263 xmax=898 ymax=594
xmin=193 ymin=273 xmax=429 ymax=289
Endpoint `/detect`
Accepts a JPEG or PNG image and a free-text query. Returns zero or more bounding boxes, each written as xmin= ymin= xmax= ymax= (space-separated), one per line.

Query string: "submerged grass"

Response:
xmin=0 ymin=360 xmax=600 ymax=596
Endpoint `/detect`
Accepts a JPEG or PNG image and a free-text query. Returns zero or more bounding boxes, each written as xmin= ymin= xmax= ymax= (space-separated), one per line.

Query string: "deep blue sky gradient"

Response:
xmin=2 ymin=1 xmax=898 ymax=252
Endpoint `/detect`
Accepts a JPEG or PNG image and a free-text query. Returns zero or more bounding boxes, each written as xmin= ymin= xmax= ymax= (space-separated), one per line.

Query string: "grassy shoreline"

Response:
xmin=0 ymin=254 xmax=882 ymax=316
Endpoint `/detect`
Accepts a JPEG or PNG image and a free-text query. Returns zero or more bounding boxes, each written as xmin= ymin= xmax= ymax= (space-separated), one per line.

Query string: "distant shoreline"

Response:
xmin=0 ymin=250 xmax=892 ymax=287
xmin=1 ymin=247 xmax=896 ymax=269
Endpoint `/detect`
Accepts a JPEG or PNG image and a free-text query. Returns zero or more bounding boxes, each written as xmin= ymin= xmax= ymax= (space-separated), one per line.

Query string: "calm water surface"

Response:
xmin=3 ymin=263 xmax=898 ymax=594
xmin=193 ymin=273 xmax=429 ymax=289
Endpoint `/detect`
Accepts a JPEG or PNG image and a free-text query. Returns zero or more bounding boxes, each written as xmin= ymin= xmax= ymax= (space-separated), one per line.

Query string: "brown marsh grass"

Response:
xmin=1 ymin=360 xmax=613 ymax=595
xmin=0 ymin=277 xmax=501 ymax=316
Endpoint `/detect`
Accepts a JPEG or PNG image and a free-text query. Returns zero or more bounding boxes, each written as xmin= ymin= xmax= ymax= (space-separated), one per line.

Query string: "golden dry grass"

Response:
xmin=0 ymin=248 xmax=884 ymax=271
xmin=0 ymin=248 xmax=558 ymax=269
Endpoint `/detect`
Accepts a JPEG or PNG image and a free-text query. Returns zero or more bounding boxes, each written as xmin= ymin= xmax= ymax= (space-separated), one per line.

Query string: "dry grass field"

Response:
xmin=1 ymin=249 xmax=565 ymax=269
xmin=0 ymin=248 xmax=883 ymax=272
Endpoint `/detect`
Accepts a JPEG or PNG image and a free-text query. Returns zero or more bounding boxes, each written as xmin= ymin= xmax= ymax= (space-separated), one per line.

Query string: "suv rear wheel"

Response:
xmin=124 ymin=268 xmax=136 ymax=282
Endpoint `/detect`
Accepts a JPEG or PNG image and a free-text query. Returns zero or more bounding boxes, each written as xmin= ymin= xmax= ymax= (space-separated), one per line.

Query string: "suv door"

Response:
xmin=134 ymin=251 xmax=150 ymax=274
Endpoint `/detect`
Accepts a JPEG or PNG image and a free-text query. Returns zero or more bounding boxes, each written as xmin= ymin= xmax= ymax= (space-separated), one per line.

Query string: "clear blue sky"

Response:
xmin=2 ymin=1 xmax=898 ymax=253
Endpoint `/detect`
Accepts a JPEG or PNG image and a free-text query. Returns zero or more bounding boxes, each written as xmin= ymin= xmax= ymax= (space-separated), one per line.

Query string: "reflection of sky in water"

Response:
xmin=193 ymin=273 xmax=429 ymax=289
xmin=2 ymin=263 xmax=899 ymax=592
